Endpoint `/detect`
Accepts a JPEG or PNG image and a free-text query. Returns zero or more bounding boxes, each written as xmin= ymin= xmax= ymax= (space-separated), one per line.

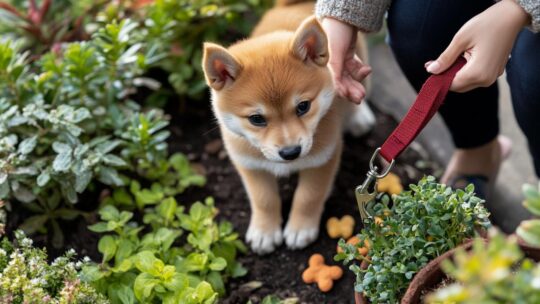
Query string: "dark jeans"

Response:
xmin=387 ymin=0 xmax=540 ymax=177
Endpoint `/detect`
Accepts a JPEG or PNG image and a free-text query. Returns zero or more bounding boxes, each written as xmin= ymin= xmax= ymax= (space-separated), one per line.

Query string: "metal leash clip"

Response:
xmin=355 ymin=148 xmax=395 ymax=221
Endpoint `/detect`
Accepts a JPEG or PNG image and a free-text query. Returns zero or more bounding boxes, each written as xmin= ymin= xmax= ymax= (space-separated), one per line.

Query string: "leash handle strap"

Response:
xmin=379 ymin=57 xmax=466 ymax=163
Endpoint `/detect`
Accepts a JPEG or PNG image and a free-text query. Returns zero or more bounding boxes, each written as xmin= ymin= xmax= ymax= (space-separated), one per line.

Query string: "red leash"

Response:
xmin=356 ymin=57 xmax=466 ymax=220
xmin=380 ymin=57 xmax=466 ymax=162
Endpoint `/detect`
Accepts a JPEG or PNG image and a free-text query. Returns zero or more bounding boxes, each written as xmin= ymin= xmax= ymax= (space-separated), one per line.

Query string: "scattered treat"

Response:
xmin=326 ymin=215 xmax=355 ymax=239
xmin=376 ymin=172 xmax=403 ymax=195
xmin=336 ymin=236 xmax=370 ymax=256
xmin=302 ymin=254 xmax=343 ymax=292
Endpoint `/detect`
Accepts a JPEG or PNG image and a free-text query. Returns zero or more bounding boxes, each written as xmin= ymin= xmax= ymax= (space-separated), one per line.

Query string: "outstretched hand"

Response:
xmin=321 ymin=17 xmax=371 ymax=104
xmin=425 ymin=0 xmax=530 ymax=92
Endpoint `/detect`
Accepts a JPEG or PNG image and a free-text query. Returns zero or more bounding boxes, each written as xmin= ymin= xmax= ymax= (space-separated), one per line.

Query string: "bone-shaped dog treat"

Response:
xmin=376 ymin=172 xmax=403 ymax=195
xmin=336 ymin=236 xmax=370 ymax=256
xmin=326 ymin=215 xmax=355 ymax=239
xmin=302 ymin=254 xmax=343 ymax=292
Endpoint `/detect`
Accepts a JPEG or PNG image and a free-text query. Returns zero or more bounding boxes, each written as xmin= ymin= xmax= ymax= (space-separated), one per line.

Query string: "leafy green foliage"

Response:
xmin=517 ymin=182 xmax=540 ymax=247
xmin=426 ymin=229 xmax=540 ymax=303
xmin=82 ymin=197 xmax=247 ymax=303
xmin=336 ymin=176 xmax=491 ymax=303
xmin=136 ymin=0 xmax=272 ymax=99
xmin=0 ymin=18 xmax=181 ymax=244
xmin=0 ymin=230 xmax=108 ymax=303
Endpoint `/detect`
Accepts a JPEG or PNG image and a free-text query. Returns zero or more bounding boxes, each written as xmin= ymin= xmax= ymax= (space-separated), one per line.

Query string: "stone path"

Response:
xmin=369 ymin=43 xmax=538 ymax=232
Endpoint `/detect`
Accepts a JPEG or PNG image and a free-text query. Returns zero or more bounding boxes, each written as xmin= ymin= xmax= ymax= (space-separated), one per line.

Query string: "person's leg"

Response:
xmin=506 ymin=29 xmax=540 ymax=177
xmin=386 ymin=0 xmax=508 ymax=185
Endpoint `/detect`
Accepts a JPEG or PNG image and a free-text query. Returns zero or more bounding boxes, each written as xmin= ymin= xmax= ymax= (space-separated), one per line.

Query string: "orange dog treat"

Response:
xmin=326 ymin=215 xmax=355 ymax=239
xmin=336 ymin=236 xmax=370 ymax=256
xmin=302 ymin=254 xmax=343 ymax=292
xmin=376 ymin=172 xmax=403 ymax=195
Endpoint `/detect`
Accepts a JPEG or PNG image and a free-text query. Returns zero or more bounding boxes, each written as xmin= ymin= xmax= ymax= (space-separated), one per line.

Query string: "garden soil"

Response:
xmin=8 ymin=101 xmax=438 ymax=304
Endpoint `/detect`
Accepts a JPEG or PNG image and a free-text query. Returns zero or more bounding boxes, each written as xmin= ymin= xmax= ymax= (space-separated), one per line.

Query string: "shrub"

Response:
xmin=133 ymin=0 xmax=272 ymax=99
xmin=426 ymin=229 xmax=540 ymax=303
xmin=0 ymin=18 xmax=174 ymax=245
xmin=336 ymin=176 xmax=491 ymax=303
xmin=0 ymin=230 xmax=108 ymax=303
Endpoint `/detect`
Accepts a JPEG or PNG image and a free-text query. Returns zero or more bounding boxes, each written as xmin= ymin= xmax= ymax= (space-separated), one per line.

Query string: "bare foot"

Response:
xmin=441 ymin=136 xmax=512 ymax=185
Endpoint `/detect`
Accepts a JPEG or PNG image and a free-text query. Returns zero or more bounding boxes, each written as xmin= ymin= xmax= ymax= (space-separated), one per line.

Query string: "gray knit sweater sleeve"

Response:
xmin=517 ymin=0 xmax=540 ymax=32
xmin=315 ymin=0 xmax=391 ymax=33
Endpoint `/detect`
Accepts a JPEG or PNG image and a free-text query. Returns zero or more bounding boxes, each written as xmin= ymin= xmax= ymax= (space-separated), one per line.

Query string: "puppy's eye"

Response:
xmin=296 ymin=100 xmax=311 ymax=116
xmin=248 ymin=114 xmax=267 ymax=127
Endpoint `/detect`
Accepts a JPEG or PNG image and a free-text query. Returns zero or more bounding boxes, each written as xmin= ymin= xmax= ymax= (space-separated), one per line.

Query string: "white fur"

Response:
xmin=246 ymin=223 xmax=283 ymax=255
xmin=347 ymin=100 xmax=376 ymax=137
xmin=316 ymin=88 xmax=334 ymax=121
xmin=284 ymin=223 xmax=319 ymax=250
xmin=230 ymin=143 xmax=336 ymax=177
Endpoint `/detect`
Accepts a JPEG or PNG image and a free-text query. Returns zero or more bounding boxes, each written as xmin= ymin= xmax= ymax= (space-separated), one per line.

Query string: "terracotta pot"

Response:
xmin=395 ymin=236 xmax=540 ymax=304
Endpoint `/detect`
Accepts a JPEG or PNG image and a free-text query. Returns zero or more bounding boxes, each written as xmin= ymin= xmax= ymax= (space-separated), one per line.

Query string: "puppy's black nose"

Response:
xmin=279 ymin=145 xmax=301 ymax=161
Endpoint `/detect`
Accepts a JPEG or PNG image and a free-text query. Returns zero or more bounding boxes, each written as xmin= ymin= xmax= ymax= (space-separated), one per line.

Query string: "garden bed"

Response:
xmin=5 ymin=98 xmax=439 ymax=303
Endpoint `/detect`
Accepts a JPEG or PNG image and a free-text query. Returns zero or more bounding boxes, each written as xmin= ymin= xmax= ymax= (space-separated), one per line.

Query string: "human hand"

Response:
xmin=321 ymin=17 xmax=371 ymax=104
xmin=425 ymin=0 xmax=531 ymax=92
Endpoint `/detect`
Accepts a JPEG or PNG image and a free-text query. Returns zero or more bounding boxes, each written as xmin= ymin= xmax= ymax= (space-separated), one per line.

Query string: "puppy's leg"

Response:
xmin=284 ymin=142 xmax=342 ymax=250
xmin=236 ymin=165 xmax=283 ymax=255
xmin=346 ymin=101 xmax=376 ymax=137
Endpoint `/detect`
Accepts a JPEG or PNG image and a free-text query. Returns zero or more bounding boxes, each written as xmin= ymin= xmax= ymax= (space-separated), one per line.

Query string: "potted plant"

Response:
xmin=404 ymin=182 xmax=540 ymax=303
xmin=335 ymin=176 xmax=491 ymax=304
xmin=424 ymin=229 xmax=540 ymax=303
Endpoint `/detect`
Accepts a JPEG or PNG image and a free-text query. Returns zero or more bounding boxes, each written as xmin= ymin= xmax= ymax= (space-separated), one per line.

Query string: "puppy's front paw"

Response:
xmin=246 ymin=223 xmax=283 ymax=255
xmin=284 ymin=222 xmax=319 ymax=250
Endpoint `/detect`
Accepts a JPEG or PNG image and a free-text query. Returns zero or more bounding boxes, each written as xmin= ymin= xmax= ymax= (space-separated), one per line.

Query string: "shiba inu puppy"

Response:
xmin=202 ymin=0 xmax=375 ymax=254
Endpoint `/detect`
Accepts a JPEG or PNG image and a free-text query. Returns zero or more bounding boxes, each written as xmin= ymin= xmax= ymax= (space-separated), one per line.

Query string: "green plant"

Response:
xmin=0 ymin=230 xmax=108 ymax=303
xmin=0 ymin=17 xmax=182 ymax=244
xmin=0 ymin=0 xmax=107 ymax=53
xmin=426 ymin=229 xmax=540 ymax=303
xmin=82 ymin=197 xmax=247 ymax=303
xmin=336 ymin=176 xmax=491 ymax=303
xmin=517 ymin=182 xmax=540 ymax=247
xmin=138 ymin=0 xmax=272 ymax=100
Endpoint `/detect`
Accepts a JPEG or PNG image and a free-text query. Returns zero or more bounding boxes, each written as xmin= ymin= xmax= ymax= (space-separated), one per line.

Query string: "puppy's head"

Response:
xmin=202 ymin=17 xmax=333 ymax=162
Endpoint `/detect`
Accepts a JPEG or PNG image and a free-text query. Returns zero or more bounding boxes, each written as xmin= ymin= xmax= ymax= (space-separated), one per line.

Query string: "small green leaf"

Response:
xmin=209 ymin=257 xmax=227 ymax=271
xmin=98 ymin=235 xmax=117 ymax=262
xmin=133 ymin=272 xmax=159 ymax=301
xmin=37 ymin=171 xmax=51 ymax=187
xmin=517 ymin=220 xmax=540 ymax=247
xmin=53 ymin=152 xmax=73 ymax=172
xmin=18 ymin=136 xmax=37 ymax=154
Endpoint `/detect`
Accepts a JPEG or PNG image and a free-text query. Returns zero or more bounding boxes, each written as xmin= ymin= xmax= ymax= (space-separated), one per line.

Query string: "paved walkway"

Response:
xmin=369 ymin=43 xmax=538 ymax=232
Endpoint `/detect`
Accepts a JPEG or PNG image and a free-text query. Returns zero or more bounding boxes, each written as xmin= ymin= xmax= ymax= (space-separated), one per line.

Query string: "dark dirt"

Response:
xmin=6 ymin=99 xmax=439 ymax=304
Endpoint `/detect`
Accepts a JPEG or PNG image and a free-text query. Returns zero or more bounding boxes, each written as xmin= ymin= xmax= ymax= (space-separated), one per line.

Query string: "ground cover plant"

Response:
xmin=0 ymin=230 xmax=108 ymax=303
xmin=336 ymin=176 xmax=491 ymax=303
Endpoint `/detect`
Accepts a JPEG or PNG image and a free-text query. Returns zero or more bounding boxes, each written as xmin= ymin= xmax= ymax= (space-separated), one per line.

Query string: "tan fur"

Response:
xmin=202 ymin=1 xmax=371 ymax=254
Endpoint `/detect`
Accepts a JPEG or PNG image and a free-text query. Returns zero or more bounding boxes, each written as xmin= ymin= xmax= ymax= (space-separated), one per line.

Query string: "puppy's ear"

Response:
xmin=290 ymin=16 xmax=328 ymax=66
xmin=202 ymin=43 xmax=242 ymax=90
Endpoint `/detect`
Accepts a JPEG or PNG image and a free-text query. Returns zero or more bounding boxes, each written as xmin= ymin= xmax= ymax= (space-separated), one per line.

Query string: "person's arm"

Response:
xmin=315 ymin=0 xmax=391 ymax=33
xmin=426 ymin=0 xmax=532 ymax=92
